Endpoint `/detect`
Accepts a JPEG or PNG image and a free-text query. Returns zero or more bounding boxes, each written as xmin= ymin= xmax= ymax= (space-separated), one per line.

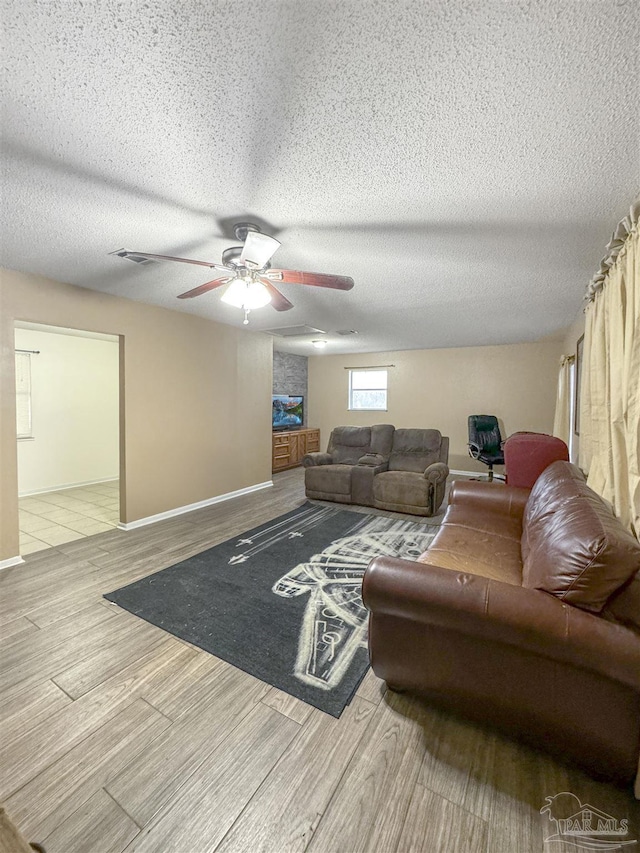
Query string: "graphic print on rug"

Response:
xmin=272 ymin=514 xmax=434 ymax=691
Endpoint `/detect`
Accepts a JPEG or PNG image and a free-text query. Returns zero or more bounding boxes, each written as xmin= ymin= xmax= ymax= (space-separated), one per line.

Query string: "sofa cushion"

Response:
xmin=443 ymin=503 xmax=523 ymax=542
xmin=603 ymin=573 xmax=640 ymax=632
xmin=388 ymin=428 xmax=443 ymax=473
xmin=304 ymin=464 xmax=353 ymax=496
xmin=328 ymin=426 xmax=372 ymax=464
xmin=522 ymin=494 xmax=640 ymax=612
xmin=418 ymin=524 xmax=523 ymax=585
xmin=522 ymin=461 xmax=594 ymax=561
xmin=373 ymin=470 xmax=430 ymax=508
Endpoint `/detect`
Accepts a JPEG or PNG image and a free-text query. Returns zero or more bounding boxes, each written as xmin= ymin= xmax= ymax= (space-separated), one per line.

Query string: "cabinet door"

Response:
xmin=305 ymin=429 xmax=320 ymax=454
xmin=289 ymin=433 xmax=299 ymax=463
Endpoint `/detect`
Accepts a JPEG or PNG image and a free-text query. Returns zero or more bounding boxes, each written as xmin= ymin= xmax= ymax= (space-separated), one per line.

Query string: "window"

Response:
xmin=15 ymin=351 xmax=33 ymax=439
xmin=348 ymin=369 xmax=388 ymax=410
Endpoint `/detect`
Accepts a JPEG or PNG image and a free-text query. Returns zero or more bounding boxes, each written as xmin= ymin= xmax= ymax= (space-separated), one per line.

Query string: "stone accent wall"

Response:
xmin=273 ymin=351 xmax=308 ymax=426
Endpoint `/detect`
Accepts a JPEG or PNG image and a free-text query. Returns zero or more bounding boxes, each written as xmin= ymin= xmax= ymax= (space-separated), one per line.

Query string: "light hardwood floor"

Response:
xmin=1 ymin=468 xmax=638 ymax=853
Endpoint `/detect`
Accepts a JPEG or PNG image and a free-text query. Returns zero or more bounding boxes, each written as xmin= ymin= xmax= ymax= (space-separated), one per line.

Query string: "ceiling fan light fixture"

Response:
xmin=221 ymin=278 xmax=272 ymax=310
xmin=312 ymin=339 xmax=328 ymax=349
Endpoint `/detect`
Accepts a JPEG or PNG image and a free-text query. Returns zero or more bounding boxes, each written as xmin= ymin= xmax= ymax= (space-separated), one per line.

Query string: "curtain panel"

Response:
xmin=579 ymin=207 xmax=639 ymax=537
xmin=552 ymin=355 xmax=574 ymax=448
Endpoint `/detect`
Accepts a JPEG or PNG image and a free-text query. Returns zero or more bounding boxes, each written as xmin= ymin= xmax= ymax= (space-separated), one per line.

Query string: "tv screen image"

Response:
xmin=272 ymin=395 xmax=304 ymax=429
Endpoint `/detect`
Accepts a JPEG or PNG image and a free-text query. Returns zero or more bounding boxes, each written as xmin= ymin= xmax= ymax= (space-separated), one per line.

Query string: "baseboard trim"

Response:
xmin=0 ymin=555 xmax=25 ymax=571
xmin=449 ymin=469 xmax=484 ymax=477
xmin=19 ymin=477 xmax=119 ymax=498
xmin=118 ymin=480 xmax=274 ymax=531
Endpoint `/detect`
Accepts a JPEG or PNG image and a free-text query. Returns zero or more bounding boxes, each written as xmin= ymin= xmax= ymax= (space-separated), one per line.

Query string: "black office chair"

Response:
xmin=468 ymin=415 xmax=505 ymax=482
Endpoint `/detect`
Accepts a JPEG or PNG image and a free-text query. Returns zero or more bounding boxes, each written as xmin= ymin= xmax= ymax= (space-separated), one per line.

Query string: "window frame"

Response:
xmin=348 ymin=368 xmax=388 ymax=412
xmin=15 ymin=351 xmax=34 ymax=440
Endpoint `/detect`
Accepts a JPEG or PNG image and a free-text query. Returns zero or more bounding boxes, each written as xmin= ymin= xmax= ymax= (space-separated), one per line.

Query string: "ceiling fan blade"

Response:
xmin=240 ymin=231 xmax=281 ymax=268
xmin=115 ymin=250 xmax=228 ymax=273
xmin=177 ymin=277 xmax=231 ymax=299
xmin=258 ymin=278 xmax=294 ymax=311
xmin=265 ymin=269 xmax=354 ymax=290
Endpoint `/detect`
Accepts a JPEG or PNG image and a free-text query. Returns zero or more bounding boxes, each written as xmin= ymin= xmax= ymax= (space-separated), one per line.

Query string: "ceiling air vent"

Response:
xmin=109 ymin=249 xmax=155 ymax=265
xmin=263 ymin=324 xmax=326 ymax=337
xmin=336 ymin=329 xmax=359 ymax=335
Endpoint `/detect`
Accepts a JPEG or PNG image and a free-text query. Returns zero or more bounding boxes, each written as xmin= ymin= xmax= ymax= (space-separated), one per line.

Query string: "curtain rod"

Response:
xmin=343 ymin=364 xmax=395 ymax=370
xmin=15 ymin=349 xmax=40 ymax=354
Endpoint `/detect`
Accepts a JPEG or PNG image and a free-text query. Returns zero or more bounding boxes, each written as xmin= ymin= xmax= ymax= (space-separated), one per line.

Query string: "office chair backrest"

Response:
xmin=468 ymin=415 xmax=502 ymax=452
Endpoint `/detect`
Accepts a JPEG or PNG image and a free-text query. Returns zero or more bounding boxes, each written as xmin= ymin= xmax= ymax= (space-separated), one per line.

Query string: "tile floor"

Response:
xmin=18 ymin=480 xmax=120 ymax=555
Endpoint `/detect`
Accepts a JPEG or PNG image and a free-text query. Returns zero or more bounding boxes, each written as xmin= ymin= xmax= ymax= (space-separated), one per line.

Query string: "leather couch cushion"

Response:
xmin=388 ymin=428 xmax=443 ymax=473
xmin=603 ymin=573 xmax=640 ymax=632
xmin=304 ymin=464 xmax=353 ymax=495
xmin=419 ymin=523 xmax=523 ymax=585
xmin=442 ymin=503 xmax=523 ymax=542
xmin=522 ymin=461 xmax=593 ymax=561
xmin=523 ymin=490 xmax=640 ymax=612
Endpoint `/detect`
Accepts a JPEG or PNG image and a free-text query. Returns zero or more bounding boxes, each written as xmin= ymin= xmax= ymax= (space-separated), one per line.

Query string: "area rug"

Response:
xmin=104 ymin=502 xmax=438 ymax=717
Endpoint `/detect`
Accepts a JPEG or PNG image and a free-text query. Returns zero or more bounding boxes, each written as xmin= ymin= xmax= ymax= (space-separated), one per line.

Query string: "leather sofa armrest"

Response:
xmin=363 ymin=556 xmax=640 ymax=692
xmin=423 ymin=462 xmax=449 ymax=484
xmin=358 ymin=453 xmax=389 ymax=471
xmin=302 ymin=452 xmax=333 ymax=468
xmin=448 ymin=479 xmax=529 ymax=519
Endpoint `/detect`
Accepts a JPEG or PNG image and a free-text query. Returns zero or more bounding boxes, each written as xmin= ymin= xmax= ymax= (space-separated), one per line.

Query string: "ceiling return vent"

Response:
xmin=109 ymin=249 xmax=155 ymax=265
xmin=263 ymin=324 xmax=326 ymax=337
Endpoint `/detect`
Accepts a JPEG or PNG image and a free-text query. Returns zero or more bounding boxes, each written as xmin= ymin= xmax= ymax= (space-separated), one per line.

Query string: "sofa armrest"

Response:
xmin=358 ymin=453 xmax=389 ymax=471
xmin=423 ymin=462 xmax=449 ymax=484
xmin=448 ymin=480 xmax=529 ymax=519
xmin=363 ymin=556 xmax=640 ymax=691
xmin=302 ymin=452 xmax=333 ymax=468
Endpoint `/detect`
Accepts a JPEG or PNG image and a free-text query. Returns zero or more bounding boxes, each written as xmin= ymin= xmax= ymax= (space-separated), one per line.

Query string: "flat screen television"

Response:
xmin=272 ymin=395 xmax=304 ymax=430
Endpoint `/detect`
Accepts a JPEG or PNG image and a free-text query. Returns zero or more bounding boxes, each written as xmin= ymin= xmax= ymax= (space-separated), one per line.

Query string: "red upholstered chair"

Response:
xmin=504 ymin=432 xmax=569 ymax=489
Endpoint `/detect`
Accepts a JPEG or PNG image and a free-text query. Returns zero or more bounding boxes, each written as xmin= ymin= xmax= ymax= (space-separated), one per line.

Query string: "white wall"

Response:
xmin=15 ymin=326 xmax=119 ymax=495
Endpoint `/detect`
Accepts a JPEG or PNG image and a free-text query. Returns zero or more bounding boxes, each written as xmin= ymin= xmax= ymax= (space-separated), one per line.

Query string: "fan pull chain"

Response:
xmin=243 ymin=308 xmax=250 ymax=325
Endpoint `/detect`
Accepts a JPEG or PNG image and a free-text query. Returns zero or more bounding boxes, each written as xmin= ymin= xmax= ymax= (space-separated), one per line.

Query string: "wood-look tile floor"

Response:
xmin=1 ymin=468 xmax=638 ymax=853
xmin=18 ymin=481 xmax=120 ymax=554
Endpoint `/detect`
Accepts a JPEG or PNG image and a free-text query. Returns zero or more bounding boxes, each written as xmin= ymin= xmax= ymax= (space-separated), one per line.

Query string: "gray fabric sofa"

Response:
xmin=303 ymin=424 xmax=395 ymax=505
xmin=373 ymin=428 xmax=450 ymax=516
xmin=304 ymin=425 xmax=449 ymax=516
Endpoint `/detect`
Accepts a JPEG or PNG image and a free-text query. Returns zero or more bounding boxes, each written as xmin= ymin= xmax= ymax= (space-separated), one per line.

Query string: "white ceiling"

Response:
xmin=1 ymin=1 xmax=638 ymax=356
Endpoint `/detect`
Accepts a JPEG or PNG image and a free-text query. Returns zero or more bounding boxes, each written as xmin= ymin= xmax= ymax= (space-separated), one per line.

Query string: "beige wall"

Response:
xmin=16 ymin=327 xmax=120 ymax=495
xmin=1 ymin=269 xmax=272 ymax=561
xmin=308 ymin=341 xmax=563 ymax=472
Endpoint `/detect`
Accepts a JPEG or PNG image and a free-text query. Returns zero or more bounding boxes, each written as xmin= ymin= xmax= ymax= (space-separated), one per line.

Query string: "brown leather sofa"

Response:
xmin=304 ymin=425 xmax=449 ymax=516
xmin=363 ymin=461 xmax=640 ymax=789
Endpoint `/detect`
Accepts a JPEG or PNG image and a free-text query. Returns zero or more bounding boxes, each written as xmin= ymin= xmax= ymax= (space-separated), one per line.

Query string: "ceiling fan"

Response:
xmin=113 ymin=222 xmax=354 ymax=324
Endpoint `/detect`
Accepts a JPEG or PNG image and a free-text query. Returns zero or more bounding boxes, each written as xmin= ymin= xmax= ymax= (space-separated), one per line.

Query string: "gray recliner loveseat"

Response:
xmin=304 ymin=425 xmax=449 ymax=516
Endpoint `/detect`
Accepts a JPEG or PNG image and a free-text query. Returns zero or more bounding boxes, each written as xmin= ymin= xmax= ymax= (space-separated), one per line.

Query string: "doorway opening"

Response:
xmin=14 ymin=322 xmax=121 ymax=555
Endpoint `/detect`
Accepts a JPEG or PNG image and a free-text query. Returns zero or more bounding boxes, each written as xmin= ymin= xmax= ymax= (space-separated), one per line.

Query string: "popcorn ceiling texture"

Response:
xmin=1 ymin=0 xmax=638 ymax=355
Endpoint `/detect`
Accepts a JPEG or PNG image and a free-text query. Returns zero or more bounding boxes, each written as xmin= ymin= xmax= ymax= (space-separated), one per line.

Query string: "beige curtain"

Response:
xmin=552 ymin=355 xmax=574 ymax=447
xmin=579 ymin=212 xmax=640 ymax=537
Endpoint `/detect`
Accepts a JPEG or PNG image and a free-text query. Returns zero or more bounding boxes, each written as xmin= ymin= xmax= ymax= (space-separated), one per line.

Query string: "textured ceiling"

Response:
xmin=1 ymin=0 xmax=638 ymax=355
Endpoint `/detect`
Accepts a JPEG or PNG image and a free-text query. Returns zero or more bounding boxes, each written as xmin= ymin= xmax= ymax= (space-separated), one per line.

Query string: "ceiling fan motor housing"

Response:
xmin=222 ymin=246 xmax=244 ymax=267
xmin=233 ymin=221 xmax=261 ymax=242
